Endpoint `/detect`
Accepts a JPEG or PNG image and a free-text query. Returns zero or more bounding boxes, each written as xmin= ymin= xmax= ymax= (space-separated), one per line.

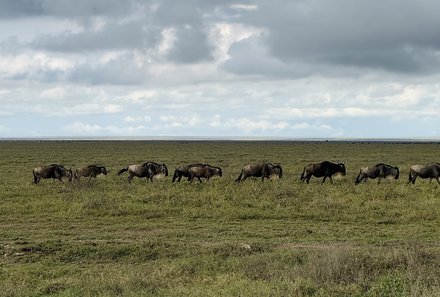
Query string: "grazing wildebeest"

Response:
xmin=300 ymin=161 xmax=346 ymax=184
xmin=188 ymin=164 xmax=222 ymax=183
xmin=74 ymin=165 xmax=107 ymax=183
xmin=172 ymin=163 xmax=205 ymax=182
xmin=408 ymin=163 xmax=440 ymax=184
xmin=33 ymin=164 xmax=73 ymax=184
xmin=117 ymin=162 xmax=168 ymax=183
xmin=235 ymin=163 xmax=283 ymax=183
xmin=355 ymin=163 xmax=399 ymax=185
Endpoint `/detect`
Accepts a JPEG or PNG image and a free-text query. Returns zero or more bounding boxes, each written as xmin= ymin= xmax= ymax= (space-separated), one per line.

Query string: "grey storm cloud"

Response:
xmin=166 ymin=27 xmax=214 ymax=64
xmin=33 ymin=20 xmax=160 ymax=52
xmin=69 ymin=54 xmax=146 ymax=85
xmin=0 ymin=0 xmax=137 ymax=18
xmin=239 ymin=0 xmax=440 ymax=74
xmin=2 ymin=0 xmax=440 ymax=80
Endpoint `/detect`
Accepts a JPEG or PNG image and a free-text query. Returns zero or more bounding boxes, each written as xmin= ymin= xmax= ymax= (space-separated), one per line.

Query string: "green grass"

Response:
xmin=1 ymin=140 xmax=440 ymax=296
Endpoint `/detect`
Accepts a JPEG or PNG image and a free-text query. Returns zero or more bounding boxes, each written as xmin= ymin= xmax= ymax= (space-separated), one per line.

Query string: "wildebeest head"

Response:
xmin=161 ymin=163 xmax=169 ymax=176
xmin=270 ymin=164 xmax=283 ymax=178
xmin=338 ymin=163 xmax=346 ymax=176
xmin=100 ymin=166 xmax=108 ymax=175
xmin=59 ymin=166 xmax=73 ymax=182
xmin=215 ymin=167 xmax=222 ymax=177
xmin=393 ymin=167 xmax=399 ymax=179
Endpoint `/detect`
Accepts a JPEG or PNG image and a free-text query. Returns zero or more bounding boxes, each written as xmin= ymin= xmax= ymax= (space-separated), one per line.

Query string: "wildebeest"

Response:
xmin=117 ymin=162 xmax=168 ymax=183
xmin=408 ymin=163 xmax=440 ymax=184
xmin=235 ymin=163 xmax=283 ymax=183
xmin=355 ymin=163 xmax=399 ymax=185
xmin=74 ymin=165 xmax=107 ymax=183
xmin=300 ymin=161 xmax=346 ymax=184
xmin=172 ymin=163 xmax=205 ymax=182
xmin=33 ymin=164 xmax=73 ymax=184
xmin=188 ymin=164 xmax=222 ymax=183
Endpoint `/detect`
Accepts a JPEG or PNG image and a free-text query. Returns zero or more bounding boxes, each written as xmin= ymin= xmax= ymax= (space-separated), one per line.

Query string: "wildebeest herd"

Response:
xmin=32 ymin=161 xmax=440 ymax=185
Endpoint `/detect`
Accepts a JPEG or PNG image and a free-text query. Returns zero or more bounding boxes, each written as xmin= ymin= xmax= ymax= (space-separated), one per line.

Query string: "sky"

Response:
xmin=1 ymin=0 xmax=440 ymax=139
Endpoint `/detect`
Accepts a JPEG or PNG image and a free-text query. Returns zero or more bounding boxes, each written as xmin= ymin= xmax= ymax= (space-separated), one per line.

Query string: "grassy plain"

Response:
xmin=1 ymin=140 xmax=440 ymax=296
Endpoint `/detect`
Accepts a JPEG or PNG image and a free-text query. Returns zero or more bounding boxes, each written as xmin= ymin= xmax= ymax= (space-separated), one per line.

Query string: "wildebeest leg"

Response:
xmin=321 ymin=176 xmax=327 ymax=184
xmin=88 ymin=176 xmax=93 ymax=183
xmin=197 ymin=177 xmax=202 ymax=183
xmin=377 ymin=178 xmax=381 ymax=185
xmin=306 ymin=175 xmax=311 ymax=184
xmin=435 ymin=177 xmax=440 ymax=184
xmin=33 ymin=171 xmax=39 ymax=184
xmin=128 ymin=174 xmax=134 ymax=184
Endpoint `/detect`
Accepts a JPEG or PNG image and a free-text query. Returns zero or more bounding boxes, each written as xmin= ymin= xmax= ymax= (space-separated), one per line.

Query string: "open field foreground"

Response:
xmin=1 ymin=140 xmax=440 ymax=297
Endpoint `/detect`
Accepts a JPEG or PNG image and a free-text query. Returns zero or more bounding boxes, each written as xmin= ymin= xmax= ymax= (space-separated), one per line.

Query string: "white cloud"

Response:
xmin=40 ymin=87 xmax=66 ymax=100
xmin=225 ymin=117 xmax=290 ymax=132
xmin=63 ymin=122 xmax=146 ymax=135
xmin=230 ymin=4 xmax=259 ymax=11
xmin=124 ymin=115 xmax=151 ymax=123
xmin=0 ymin=53 xmax=73 ymax=80
xmin=160 ymin=115 xmax=201 ymax=128
xmin=60 ymin=103 xmax=123 ymax=115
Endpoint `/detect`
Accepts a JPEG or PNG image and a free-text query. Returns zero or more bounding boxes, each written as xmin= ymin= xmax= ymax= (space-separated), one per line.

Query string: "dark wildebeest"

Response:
xmin=408 ymin=163 xmax=440 ymax=184
xmin=300 ymin=161 xmax=346 ymax=184
xmin=117 ymin=162 xmax=168 ymax=183
xmin=355 ymin=163 xmax=399 ymax=185
xmin=235 ymin=163 xmax=283 ymax=183
xmin=188 ymin=164 xmax=222 ymax=183
xmin=172 ymin=163 xmax=205 ymax=182
xmin=33 ymin=164 xmax=73 ymax=184
xmin=74 ymin=165 xmax=107 ymax=183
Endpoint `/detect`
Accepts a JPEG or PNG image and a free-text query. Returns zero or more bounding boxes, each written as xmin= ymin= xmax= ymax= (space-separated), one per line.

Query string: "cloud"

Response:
xmin=166 ymin=26 xmax=214 ymax=64
xmin=124 ymin=115 xmax=151 ymax=123
xmin=221 ymin=35 xmax=308 ymax=77
xmin=59 ymin=104 xmax=123 ymax=115
xmin=241 ymin=0 xmax=440 ymax=75
xmin=2 ymin=0 xmax=440 ymax=138
xmin=63 ymin=122 xmax=146 ymax=135
xmin=160 ymin=115 xmax=201 ymax=128
xmin=0 ymin=0 xmax=138 ymax=18
xmin=224 ymin=117 xmax=289 ymax=132
xmin=0 ymin=53 xmax=73 ymax=81
xmin=33 ymin=19 xmax=160 ymax=52
xmin=68 ymin=53 xmax=147 ymax=85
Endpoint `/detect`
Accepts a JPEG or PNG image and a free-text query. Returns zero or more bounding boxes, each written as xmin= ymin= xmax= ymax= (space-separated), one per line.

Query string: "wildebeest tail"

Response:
xmin=235 ymin=171 xmax=243 ymax=183
xmin=117 ymin=167 xmax=128 ymax=175
xmin=408 ymin=170 xmax=413 ymax=184
xmin=172 ymin=169 xmax=179 ymax=182
xmin=32 ymin=169 xmax=38 ymax=184
xmin=300 ymin=167 xmax=306 ymax=181
xmin=355 ymin=170 xmax=362 ymax=185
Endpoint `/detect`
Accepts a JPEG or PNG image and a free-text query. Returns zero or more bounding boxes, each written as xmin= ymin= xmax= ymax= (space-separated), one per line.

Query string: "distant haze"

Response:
xmin=1 ymin=0 xmax=440 ymax=138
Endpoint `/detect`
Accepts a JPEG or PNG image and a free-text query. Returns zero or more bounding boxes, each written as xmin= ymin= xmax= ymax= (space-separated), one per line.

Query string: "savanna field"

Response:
xmin=1 ymin=140 xmax=440 ymax=297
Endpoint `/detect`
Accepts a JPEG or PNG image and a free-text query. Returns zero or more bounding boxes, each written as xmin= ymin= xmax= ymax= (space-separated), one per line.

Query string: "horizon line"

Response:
xmin=1 ymin=136 xmax=440 ymax=142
